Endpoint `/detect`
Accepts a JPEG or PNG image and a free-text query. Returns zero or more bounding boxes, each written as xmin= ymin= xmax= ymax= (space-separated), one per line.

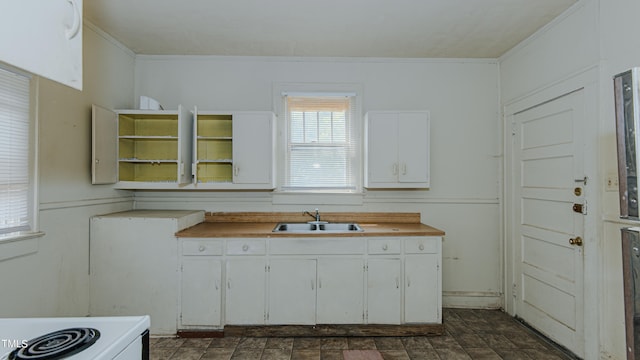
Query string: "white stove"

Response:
xmin=0 ymin=316 xmax=149 ymax=360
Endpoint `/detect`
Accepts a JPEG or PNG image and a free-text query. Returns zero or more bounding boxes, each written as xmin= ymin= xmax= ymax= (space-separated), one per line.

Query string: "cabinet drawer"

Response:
xmin=182 ymin=239 xmax=223 ymax=256
xmin=404 ymin=237 xmax=440 ymax=254
xmin=368 ymin=238 xmax=401 ymax=255
xmin=226 ymin=239 xmax=266 ymax=255
xmin=270 ymin=238 xmax=365 ymax=255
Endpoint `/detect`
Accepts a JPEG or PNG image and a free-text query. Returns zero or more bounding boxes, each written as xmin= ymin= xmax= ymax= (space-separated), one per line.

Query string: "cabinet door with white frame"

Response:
xmin=1 ymin=0 xmax=83 ymax=90
xmin=225 ymin=258 xmax=266 ymax=325
xmin=365 ymin=111 xmax=430 ymax=188
xmin=268 ymin=258 xmax=316 ymax=325
xmin=233 ymin=112 xmax=275 ymax=186
xmin=316 ymin=258 xmax=365 ymax=324
xmin=180 ymin=257 xmax=222 ymax=327
xmin=404 ymin=236 xmax=441 ymax=323
xmin=91 ymin=105 xmax=192 ymax=189
xmin=367 ymin=258 xmax=402 ymax=324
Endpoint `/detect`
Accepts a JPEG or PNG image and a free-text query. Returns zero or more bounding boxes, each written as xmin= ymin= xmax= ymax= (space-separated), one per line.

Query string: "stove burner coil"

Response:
xmin=8 ymin=328 xmax=100 ymax=360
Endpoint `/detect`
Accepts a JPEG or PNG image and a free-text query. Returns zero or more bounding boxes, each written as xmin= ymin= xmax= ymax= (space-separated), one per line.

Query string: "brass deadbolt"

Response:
xmin=569 ymin=236 xmax=583 ymax=246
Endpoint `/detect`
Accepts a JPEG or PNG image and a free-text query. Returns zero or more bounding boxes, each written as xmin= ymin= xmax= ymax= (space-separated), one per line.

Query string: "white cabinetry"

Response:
xmin=225 ymin=239 xmax=267 ymax=325
xmin=1 ymin=0 xmax=83 ymax=90
xmin=180 ymin=239 xmax=223 ymax=328
xmin=404 ymin=237 xmax=441 ymax=323
xmin=90 ymin=210 xmax=204 ymax=335
xmin=176 ymin=235 xmax=441 ymax=330
xmin=367 ymin=258 xmax=402 ymax=324
xmin=317 ymin=258 xmax=364 ymax=324
xmin=92 ymin=105 xmax=192 ymax=189
xmin=365 ymin=111 xmax=430 ymax=188
xmin=192 ymin=110 xmax=275 ymax=189
xmin=268 ymin=259 xmax=316 ymax=325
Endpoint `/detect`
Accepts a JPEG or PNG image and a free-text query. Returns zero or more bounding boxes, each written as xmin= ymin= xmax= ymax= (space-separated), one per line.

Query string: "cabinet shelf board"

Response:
xmin=119 ymin=136 xmax=178 ymax=140
xmin=119 ymin=159 xmax=179 ymax=163
xmin=196 ymin=159 xmax=233 ymax=163
xmin=197 ymin=136 xmax=232 ymax=140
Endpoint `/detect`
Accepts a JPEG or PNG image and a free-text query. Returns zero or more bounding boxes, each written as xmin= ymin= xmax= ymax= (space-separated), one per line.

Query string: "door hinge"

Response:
xmin=512 ymin=283 xmax=517 ymax=299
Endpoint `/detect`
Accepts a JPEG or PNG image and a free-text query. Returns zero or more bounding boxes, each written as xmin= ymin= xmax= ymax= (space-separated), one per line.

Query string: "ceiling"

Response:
xmin=84 ymin=0 xmax=577 ymax=58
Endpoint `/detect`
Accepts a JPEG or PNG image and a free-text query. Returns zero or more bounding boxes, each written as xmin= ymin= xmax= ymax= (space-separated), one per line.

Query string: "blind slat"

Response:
xmin=284 ymin=95 xmax=358 ymax=191
xmin=0 ymin=67 xmax=30 ymax=234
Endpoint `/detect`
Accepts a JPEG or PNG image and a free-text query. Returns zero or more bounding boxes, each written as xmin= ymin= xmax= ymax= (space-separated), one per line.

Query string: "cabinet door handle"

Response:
xmin=396 ymin=277 xmax=399 ymax=289
xmin=392 ymin=163 xmax=398 ymax=175
xmin=234 ymin=166 xmax=239 ymax=176
xmin=319 ymin=279 xmax=322 ymax=289
xmin=215 ymin=280 xmax=219 ymax=290
xmin=65 ymin=0 xmax=81 ymax=40
xmin=311 ymin=280 xmax=315 ymax=290
xmin=407 ymin=277 xmax=411 ymax=287
xmin=242 ymin=244 xmax=249 ymax=252
xmin=401 ymin=163 xmax=407 ymax=175
xmin=382 ymin=244 xmax=388 ymax=251
xmin=227 ymin=280 xmax=231 ymax=289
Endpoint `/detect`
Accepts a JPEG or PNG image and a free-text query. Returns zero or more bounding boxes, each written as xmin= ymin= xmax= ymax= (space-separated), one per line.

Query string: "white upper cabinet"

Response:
xmin=193 ymin=110 xmax=275 ymax=189
xmin=1 ymin=0 xmax=83 ymax=90
xmin=91 ymin=105 xmax=192 ymax=189
xmin=365 ymin=111 xmax=430 ymax=188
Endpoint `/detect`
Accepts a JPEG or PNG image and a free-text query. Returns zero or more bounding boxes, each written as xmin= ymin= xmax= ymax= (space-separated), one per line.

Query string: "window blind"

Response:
xmin=283 ymin=95 xmax=358 ymax=191
xmin=0 ymin=67 xmax=30 ymax=235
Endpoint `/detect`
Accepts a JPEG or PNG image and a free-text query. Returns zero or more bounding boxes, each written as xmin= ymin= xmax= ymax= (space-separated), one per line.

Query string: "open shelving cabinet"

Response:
xmin=193 ymin=111 xmax=234 ymax=184
xmin=92 ymin=105 xmax=192 ymax=189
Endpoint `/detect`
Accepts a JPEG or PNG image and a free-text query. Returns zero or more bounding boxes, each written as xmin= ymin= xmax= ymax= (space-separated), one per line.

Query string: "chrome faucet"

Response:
xmin=303 ymin=208 xmax=321 ymax=222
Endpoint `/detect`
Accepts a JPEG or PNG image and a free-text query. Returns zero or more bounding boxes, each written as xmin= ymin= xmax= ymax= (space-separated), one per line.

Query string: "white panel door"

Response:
xmin=366 ymin=113 xmax=399 ymax=184
xmin=181 ymin=258 xmax=222 ymax=327
xmin=92 ymin=105 xmax=117 ymax=184
xmin=404 ymin=254 xmax=439 ymax=323
xmin=0 ymin=0 xmax=83 ymax=90
xmin=398 ymin=113 xmax=429 ymax=184
xmin=367 ymin=258 xmax=401 ymax=324
xmin=225 ymin=258 xmax=266 ymax=325
xmin=268 ymin=259 xmax=316 ymax=325
xmin=317 ymin=258 xmax=364 ymax=324
xmin=233 ymin=112 xmax=274 ymax=185
xmin=512 ymin=89 xmax=585 ymax=357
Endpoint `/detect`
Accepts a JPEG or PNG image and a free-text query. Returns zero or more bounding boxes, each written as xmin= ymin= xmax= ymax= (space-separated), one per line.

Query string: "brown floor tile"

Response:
xmin=320 ymin=349 xmax=345 ymax=359
xmin=435 ymin=347 xmax=472 ymax=360
xmin=150 ymin=347 xmax=177 ymax=360
xmin=291 ymin=349 xmax=321 ymax=359
xmin=348 ymin=337 xmax=377 ymax=350
xmin=465 ymin=347 xmax=502 ymax=360
xmin=456 ymin=333 xmax=488 ymax=348
xmin=378 ymin=349 xmax=410 ymax=360
xmin=493 ymin=348 xmax=534 ymax=360
xmin=182 ymin=338 xmax=213 ymax=348
xmin=201 ymin=347 xmax=235 ymax=360
xmin=169 ymin=347 xmax=207 ymax=360
xmin=261 ymin=348 xmax=292 ymax=360
xmin=405 ymin=348 xmax=440 ymax=360
xmin=209 ymin=336 xmax=242 ymax=348
xmin=374 ymin=337 xmax=405 ymax=350
xmin=266 ymin=337 xmax=295 ymax=350
xmin=231 ymin=348 xmax=263 ymax=359
xmin=400 ymin=336 xmax=432 ymax=350
xmin=294 ymin=338 xmax=322 ymax=350
xmin=238 ymin=337 xmax=268 ymax=350
xmin=321 ymin=338 xmax=349 ymax=350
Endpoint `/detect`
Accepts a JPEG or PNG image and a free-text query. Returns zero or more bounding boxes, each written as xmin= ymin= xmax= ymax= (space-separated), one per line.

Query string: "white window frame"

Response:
xmin=0 ymin=63 xmax=40 ymax=242
xmin=273 ymin=83 xmax=363 ymax=194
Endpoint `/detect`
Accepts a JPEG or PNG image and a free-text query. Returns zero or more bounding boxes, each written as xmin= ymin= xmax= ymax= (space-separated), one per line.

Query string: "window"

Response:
xmin=0 ymin=66 xmax=32 ymax=235
xmin=282 ymin=94 xmax=359 ymax=192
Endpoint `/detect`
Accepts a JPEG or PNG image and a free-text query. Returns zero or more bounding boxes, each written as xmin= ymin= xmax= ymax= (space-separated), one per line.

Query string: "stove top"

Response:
xmin=0 ymin=316 xmax=149 ymax=360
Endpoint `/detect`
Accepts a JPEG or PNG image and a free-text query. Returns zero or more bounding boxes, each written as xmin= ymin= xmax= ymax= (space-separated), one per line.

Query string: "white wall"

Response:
xmin=500 ymin=0 xmax=640 ymax=358
xmin=0 ymin=24 xmax=135 ymax=317
xmin=133 ymin=56 xmax=503 ymax=308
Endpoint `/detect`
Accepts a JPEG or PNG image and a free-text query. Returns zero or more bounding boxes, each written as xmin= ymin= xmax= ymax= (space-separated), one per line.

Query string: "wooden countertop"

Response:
xmin=175 ymin=212 xmax=445 ymax=238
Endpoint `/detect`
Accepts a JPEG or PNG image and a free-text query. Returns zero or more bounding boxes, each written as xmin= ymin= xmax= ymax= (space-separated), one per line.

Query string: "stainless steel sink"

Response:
xmin=272 ymin=222 xmax=363 ymax=233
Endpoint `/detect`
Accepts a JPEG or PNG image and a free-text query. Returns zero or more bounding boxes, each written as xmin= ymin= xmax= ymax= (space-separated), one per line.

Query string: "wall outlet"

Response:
xmin=606 ymin=172 xmax=619 ymax=192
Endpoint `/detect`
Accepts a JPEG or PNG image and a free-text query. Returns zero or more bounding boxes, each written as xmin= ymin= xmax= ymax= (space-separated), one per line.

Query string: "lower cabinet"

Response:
xmin=180 ymin=257 xmax=222 ymax=326
xmin=316 ymin=258 xmax=364 ymax=324
xmin=268 ymin=259 xmax=316 ymax=324
xmin=367 ymin=258 xmax=402 ymax=324
xmin=225 ymin=258 xmax=267 ymax=325
xmin=178 ymin=236 xmax=441 ymax=330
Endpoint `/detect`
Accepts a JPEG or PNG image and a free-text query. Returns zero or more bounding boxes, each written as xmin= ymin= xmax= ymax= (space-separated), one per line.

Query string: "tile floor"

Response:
xmin=150 ymin=309 xmax=577 ymax=360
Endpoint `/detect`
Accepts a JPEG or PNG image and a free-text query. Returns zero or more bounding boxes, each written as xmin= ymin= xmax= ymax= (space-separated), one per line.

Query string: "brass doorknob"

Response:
xmin=569 ymin=236 xmax=583 ymax=246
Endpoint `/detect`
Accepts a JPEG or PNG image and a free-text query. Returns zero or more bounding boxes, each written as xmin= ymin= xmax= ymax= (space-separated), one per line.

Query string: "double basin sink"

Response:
xmin=272 ymin=222 xmax=363 ymax=233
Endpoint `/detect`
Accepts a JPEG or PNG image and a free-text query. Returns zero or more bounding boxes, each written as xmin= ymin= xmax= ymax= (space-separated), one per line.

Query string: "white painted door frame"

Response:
xmin=502 ymin=66 xmax=599 ymax=358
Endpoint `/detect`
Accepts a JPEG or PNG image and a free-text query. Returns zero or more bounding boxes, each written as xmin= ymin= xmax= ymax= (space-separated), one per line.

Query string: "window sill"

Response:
xmin=0 ymin=231 xmax=44 ymax=262
xmin=272 ymin=191 xmax=364 ymax=205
